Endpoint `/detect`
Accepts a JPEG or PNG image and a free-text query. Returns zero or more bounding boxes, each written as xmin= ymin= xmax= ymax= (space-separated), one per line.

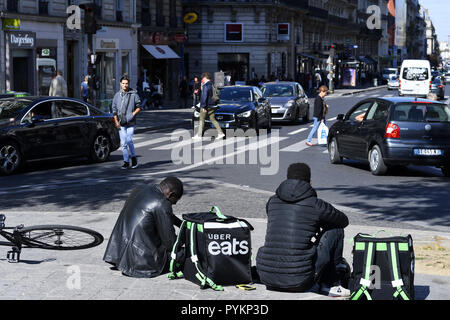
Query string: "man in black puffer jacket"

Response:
xmin=256 ymin=163 xmax=350 ymax=296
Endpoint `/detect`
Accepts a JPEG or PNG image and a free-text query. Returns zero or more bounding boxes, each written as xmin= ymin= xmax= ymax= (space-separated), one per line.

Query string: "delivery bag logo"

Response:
xmin=207 ymin=233 xmax=249 ymax=256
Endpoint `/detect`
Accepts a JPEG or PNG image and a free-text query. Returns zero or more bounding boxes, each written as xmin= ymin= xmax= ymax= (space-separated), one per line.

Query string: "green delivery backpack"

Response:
xmin=349 ymin=231 xmax=415 ymax=300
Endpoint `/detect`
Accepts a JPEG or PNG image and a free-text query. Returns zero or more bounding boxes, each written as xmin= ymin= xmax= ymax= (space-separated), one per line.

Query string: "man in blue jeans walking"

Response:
xmin=112 ymin=75 xmax=141 ymax=169
xmin=306 ymin=85 xmax=328 ymax=146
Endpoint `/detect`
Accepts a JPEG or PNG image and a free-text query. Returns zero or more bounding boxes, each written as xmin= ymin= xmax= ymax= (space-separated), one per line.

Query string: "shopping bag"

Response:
xmin=317 ymin=122 xmax=329 ymax=145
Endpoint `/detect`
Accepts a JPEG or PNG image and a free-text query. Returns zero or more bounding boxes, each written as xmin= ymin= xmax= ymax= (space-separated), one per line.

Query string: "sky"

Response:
xmin=418 ymin=0 xmax=449 ymax=42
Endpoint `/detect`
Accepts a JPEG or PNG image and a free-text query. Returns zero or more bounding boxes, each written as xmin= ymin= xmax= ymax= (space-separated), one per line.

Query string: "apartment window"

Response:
xmin=7 ymin=0 xmax=19 ymax=12
xmin=169 ymin=0 xmax=177 ymax=28
xmin=94 ymin=0 xmax=102 ymax=19
xmin=156 ymin=0 xmax=164 ymax=27
xmin=39 ymin=0 xmax=49 ymax=15
xmin=141 ymin=0 xmax=151 ymax=26
xmin=116 ymin=0 xmax=123 ymax=22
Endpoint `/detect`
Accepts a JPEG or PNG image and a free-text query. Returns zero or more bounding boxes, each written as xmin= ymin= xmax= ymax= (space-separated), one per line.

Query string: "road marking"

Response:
xmin=288 ymin=128 xmax=308 ymax=135
xmin=280 ymin=139 xmax=311 ymax=152
xmin=133 ymin=136 xmax=172 ymax=148
xmin=152 ymin=138 xmax=194 ymax=150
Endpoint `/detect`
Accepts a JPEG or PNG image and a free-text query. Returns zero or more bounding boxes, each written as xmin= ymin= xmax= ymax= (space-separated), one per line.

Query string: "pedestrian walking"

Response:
xmin=80 ymin=75 xmax=89 ymax=102
xmin=256 ymin=163 xmax=350 ymax=297
xmin=192 ymin=72 xmax=225 ymax=140
xmin=315 ymin=71 xmax=322 ymax=92
xmin=111 ymin=75 xmax=141 ymax=169
xmin=306 ymin=85 xmax=328 ymax=146
xmin=179 ymin=76 xmax=189 ymax=108
xmin=48 ymin=70 xmax=68 ymax=97
xmin=103 ymin=176 xmax=184 ymax=278
xmin=192 ymin=76 xmax=201 ymax=108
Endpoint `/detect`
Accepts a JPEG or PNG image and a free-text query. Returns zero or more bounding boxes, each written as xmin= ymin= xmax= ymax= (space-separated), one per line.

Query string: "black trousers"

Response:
xmin=314 ymin=227 xmax=345 ymax=287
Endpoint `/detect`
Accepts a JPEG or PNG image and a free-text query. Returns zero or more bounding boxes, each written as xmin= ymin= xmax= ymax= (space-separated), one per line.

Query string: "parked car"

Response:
xmin=0 ymin=96 xmax=120 ymax=175
xmin=327 ymin=97 xmax=450 ymax=176
xmin=430 ymin=77 xmax=445 ymax=100
xmin=382 ymin=68 xmax=398 ymax=84
xmin=260 ymin=81 xmax=310 ymax=124
xmin=387 ymin=76 xmax=399 ymax=90
xmin=192 ymin=85 xmax=272 ymax=135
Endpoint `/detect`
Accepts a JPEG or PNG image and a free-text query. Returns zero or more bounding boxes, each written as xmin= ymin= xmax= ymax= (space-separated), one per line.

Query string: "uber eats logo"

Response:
xmin=207 ymin=233 xmax=249 ymax=256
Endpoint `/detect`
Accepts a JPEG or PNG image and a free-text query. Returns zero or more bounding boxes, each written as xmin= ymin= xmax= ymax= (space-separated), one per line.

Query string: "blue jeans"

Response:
xmin=119 ymin=125 xmax=136 ymax=163
xmin=307 ymin=117 xmax=326 ymax=143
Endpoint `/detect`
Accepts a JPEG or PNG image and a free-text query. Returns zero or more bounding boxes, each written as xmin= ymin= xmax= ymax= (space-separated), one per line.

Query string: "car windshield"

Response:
xmin=219 ymin=87 xmax=253 ymax=102
xmin=261 ymin=85 xmax=294 ymax=97
xmin=391 ymin=103 xmax=450 ymax=122
xmin=0 ymin=100 xmax=31 ymax=120
xmin=402 ymin=67 xmax=429 ymax=81
xmin=383 ymin=69 xmax=396 ymax=75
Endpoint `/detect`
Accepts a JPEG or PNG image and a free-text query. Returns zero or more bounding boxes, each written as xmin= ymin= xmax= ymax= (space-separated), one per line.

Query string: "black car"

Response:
xmin=430 ymin=77 xmax=445 ymax=100
xmin=327 ymin=97 xmax=450 ymax=176
xmin=0 ymin=96 xmax=120 ymax=175
xmin=192 ymin=85 xmax=272 ymax=135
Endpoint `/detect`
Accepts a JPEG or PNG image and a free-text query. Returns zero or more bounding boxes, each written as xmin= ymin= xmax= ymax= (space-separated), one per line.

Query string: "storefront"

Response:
xmin=217 ymin=53 xmax=249 ymax=84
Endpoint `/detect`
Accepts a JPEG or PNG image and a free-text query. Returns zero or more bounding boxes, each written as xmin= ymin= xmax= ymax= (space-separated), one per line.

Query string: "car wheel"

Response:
xmin=368 ymin=145 xmax=388 ymax=175
xmin=328 ymin=137 xmax=343 ymax=164
xmin=0 ymin=142 xmax=22 ymax=175
xmin=90 ymin=134 xmax=111 ymax=163
xmin=441 ymin=165 xmax=450 ymax=177
xmin=302 ymin=107 xmax=310 ymax=123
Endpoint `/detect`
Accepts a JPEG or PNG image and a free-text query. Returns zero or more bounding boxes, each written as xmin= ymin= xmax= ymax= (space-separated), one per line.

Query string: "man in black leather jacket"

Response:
xmin=103 ymin=177 xmax=183 ymax=278
xmin=256 ymin=163 xmax=350 ymax=297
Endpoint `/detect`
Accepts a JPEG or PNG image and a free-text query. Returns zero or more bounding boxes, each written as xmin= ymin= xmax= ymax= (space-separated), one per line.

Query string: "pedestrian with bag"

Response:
xmin=80 ymin=75 xmax=89 ymax=102
xmin=103 ymin=176 xmax=184 ymax=278
xmin=112 ymin=75 xmax=141 ymax=169
xmin=306 ymin=85 xmax=329 ymax=146
xmin=256 ymin=163 xmax=351 ymax=296
xmin=192 ymin=72 xmax=225 ymax=140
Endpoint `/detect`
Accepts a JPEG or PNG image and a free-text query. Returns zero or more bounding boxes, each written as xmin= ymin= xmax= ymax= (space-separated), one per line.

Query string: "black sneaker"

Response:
xmin=121 ymin=162 xmax=129 ymax=170
xmin=131 ymin=157 xmax=138 ymax=169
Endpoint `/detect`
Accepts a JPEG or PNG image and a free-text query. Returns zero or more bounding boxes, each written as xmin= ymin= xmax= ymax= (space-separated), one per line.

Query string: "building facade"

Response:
xmin=0 ymin=0 xmax=138 ymax=108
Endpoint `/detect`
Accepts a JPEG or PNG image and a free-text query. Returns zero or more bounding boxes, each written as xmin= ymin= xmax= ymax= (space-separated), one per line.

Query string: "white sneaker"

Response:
xmin=192 ymin=135 xmax=202 ymax=140
xmin=321 ymin=285 xmax=350 ymax=298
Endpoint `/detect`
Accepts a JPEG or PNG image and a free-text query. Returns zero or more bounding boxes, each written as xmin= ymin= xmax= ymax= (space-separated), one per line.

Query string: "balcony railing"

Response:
xmin=7 ymin=0 xmax=18 ymax=12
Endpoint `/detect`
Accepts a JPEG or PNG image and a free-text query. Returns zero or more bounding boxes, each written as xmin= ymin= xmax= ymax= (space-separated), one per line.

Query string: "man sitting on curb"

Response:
xmin=103 ymin=176 xmax=183 ymax=278
xmin=256 ymin=163 xmax=351 ymax=297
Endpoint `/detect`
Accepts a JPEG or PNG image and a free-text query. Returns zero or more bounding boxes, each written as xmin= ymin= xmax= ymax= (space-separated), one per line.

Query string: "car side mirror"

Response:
xmin=337 ymin=114 xmax=345 ymax=121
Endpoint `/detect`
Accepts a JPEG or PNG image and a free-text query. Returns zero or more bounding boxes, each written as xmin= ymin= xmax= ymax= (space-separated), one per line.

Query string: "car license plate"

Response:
xmin=414 ymin=149 xmax=442 ymax=156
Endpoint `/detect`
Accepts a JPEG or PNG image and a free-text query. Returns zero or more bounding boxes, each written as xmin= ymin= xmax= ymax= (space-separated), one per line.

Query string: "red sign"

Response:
xmin=277 ymin=23 xmax=290 ymax=40
xmin=173 ymin=33 xmax=187 ymax=43
xmin=225 ymin=23 xmax=243 ymax=42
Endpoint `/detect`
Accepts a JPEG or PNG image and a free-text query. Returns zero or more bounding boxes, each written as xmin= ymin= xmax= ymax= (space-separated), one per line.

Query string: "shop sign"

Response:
xmin=277 ymin=23 xmax=290 ymax=41
xmin=96 ymin=38 xmax=119 ymax=50
xmin=172 ymin=33 xmax=187 ymax=43
xmin=224 ymin=23 xmax=243 ymax=42
xmin=140 ymin=31 xmax=169 ymax=45
xmin=3 ymin=19 xmax=20 ymax=30
xmin=41 ymin=48 xmax=51 ymax=57
xmin=8 ymin=32 xmax=35 ymax=48
xmin=183 ymin=12 xmax=198 ymax=24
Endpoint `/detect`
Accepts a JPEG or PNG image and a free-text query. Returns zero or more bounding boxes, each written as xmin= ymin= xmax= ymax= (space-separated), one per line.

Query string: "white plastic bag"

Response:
xmin=317 ymin=122 xmax=329 ymax=145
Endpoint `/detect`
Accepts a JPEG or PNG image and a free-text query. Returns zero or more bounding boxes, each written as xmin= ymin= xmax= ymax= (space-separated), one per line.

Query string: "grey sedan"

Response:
xmin=261 ymin=82 xmax=310 ymax=124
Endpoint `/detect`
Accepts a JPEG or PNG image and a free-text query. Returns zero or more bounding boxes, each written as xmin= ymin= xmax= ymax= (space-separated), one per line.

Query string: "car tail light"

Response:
xmin=399 ymin=79 xmax=401 ymax=89
xmin=439 ymin=85 xmax=443 ymax=88
xmin=385 ymin=122 xmax=400 ymax=138
xmin=429 ymin=81 xmax=432 ymax=90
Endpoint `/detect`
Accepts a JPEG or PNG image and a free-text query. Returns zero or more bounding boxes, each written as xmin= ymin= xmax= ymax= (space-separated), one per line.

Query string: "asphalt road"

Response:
xmin=1 ymin=86 xmax=450 ymax=233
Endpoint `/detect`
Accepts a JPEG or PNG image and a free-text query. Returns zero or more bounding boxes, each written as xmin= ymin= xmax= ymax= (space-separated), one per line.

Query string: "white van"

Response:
xmin=399 ymin=59 xmax=431 ymax=98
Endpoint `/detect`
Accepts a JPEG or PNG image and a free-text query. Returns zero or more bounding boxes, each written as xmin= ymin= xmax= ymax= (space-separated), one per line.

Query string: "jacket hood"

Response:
xmin=276 ymin=179 xmax=317 ymax=203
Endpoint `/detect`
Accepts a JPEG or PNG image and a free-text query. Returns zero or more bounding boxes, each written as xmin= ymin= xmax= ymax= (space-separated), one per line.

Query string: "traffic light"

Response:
xmin=79 ymin=3 xmax=98 ymax=34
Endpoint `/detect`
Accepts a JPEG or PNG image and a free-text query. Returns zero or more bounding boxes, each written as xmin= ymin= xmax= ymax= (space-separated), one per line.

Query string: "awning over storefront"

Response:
xmin=142 ymin=45 xmax=180 ymax=59
xmin=358 ymin=56 xmax=376 ymax=64
xmin=299 ymin=53 xmax=323 ymax=61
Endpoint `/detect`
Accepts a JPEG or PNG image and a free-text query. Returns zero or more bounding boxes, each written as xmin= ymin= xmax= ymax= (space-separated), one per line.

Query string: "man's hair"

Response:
xmin=319 ymin=85 xmax=328 ymax=93
xmin=160 ymin=176 xmax=183 ymax=198
xmin=287 ymin=163 xmax=311 ymax=183
xmin=120 ymin=75 xmax=130 ymax=83
xmin=201 ymin=72 xmax=211 ymax=80
xmin=57 ymin=70 xmax=63 ymax=76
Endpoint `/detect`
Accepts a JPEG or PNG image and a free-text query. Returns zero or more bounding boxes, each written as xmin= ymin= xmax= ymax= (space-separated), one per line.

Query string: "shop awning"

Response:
xmin=358 ymin=56 xmax=375 ymax=64
xmin=142 ymin=45 xmax=180 ymax=59
xmin=299 ymin=53 xmax=323 ymax=61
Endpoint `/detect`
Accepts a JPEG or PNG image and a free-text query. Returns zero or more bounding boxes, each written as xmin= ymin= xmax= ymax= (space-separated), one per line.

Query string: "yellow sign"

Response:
xmin=3 ymin=19 xmax=20 ymax=30
xmin=183 ymin=12 xmax=198 ymax=24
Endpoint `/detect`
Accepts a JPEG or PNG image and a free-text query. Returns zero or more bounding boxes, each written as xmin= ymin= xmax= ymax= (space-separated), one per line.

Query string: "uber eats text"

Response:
xmin=207 ymin=233 xmax=249 ymax=256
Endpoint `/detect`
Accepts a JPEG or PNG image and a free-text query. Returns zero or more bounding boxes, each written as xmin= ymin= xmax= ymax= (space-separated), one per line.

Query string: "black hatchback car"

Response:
xmin=327 ymin=97 xmax=450 ymax=176
xmin=0 ymin=96 xmax=120 ymax=175
xmin=192 ymin=85 xmax=271 ymax=135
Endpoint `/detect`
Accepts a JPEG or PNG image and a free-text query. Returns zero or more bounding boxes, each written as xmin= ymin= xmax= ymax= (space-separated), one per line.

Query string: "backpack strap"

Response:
xmin=189 ymin=222 xmax=223 ymax=291
xmin=387 ymin=242 xmax=411 ymax=300
xmin=168 ymin=220 xmax=186 ymax=280
xmin=350 ymin=241 xmax=375 ymax=300
xmin=209 ymin=206 xmax=227 ymax=219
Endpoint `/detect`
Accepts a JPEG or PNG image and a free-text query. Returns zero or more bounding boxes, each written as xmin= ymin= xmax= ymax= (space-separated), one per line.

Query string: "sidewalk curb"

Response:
xmin=333 ymin=85 xmax=387 ymax=97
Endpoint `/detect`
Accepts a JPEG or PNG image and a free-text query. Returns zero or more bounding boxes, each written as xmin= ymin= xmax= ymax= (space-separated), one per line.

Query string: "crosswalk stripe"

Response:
xmin=152 ymin=138 xmax=194 ymax=150
xmin=133 ymin=136 xmax=171 ymax=148
xmin=280 ymin=139 xmax=311 ymax=152
xmin=288 ymin=128 xmax=308 ymax=135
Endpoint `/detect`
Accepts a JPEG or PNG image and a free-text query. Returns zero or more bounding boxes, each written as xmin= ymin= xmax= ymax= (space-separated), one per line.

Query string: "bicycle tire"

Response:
xmin=18 ymin=225 xmax=103 ymax=250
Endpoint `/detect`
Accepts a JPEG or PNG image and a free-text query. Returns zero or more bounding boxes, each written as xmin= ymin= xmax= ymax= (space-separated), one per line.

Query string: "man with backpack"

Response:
xmin=103 ymin=177 xmax=184 ymax=278
xmin=256 ymin=163 xmax=351 ymax=297
xmin=192 ymin=72 xmax=225 ymax=140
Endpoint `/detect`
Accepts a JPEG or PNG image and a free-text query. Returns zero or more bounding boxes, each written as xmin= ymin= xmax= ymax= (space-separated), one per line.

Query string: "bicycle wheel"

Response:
xmin=19 ymin=225 xmax=104 ymax=250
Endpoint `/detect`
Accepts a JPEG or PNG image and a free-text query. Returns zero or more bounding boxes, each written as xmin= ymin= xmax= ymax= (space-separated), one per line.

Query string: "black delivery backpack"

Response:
xmin=349 ymin=231 xmax=415 ymax=300
xmin=168 ymin=206 xmax=254 ymax=291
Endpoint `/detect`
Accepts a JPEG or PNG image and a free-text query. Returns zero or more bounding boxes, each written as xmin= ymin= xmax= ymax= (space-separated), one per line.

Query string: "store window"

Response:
xmin=121 ymin=51 xmax=129 ymax=77
xmin=36 ymin=47 xmax=57 ymax=96
xmin=97 ymin=52 xmax=116 ymax=100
